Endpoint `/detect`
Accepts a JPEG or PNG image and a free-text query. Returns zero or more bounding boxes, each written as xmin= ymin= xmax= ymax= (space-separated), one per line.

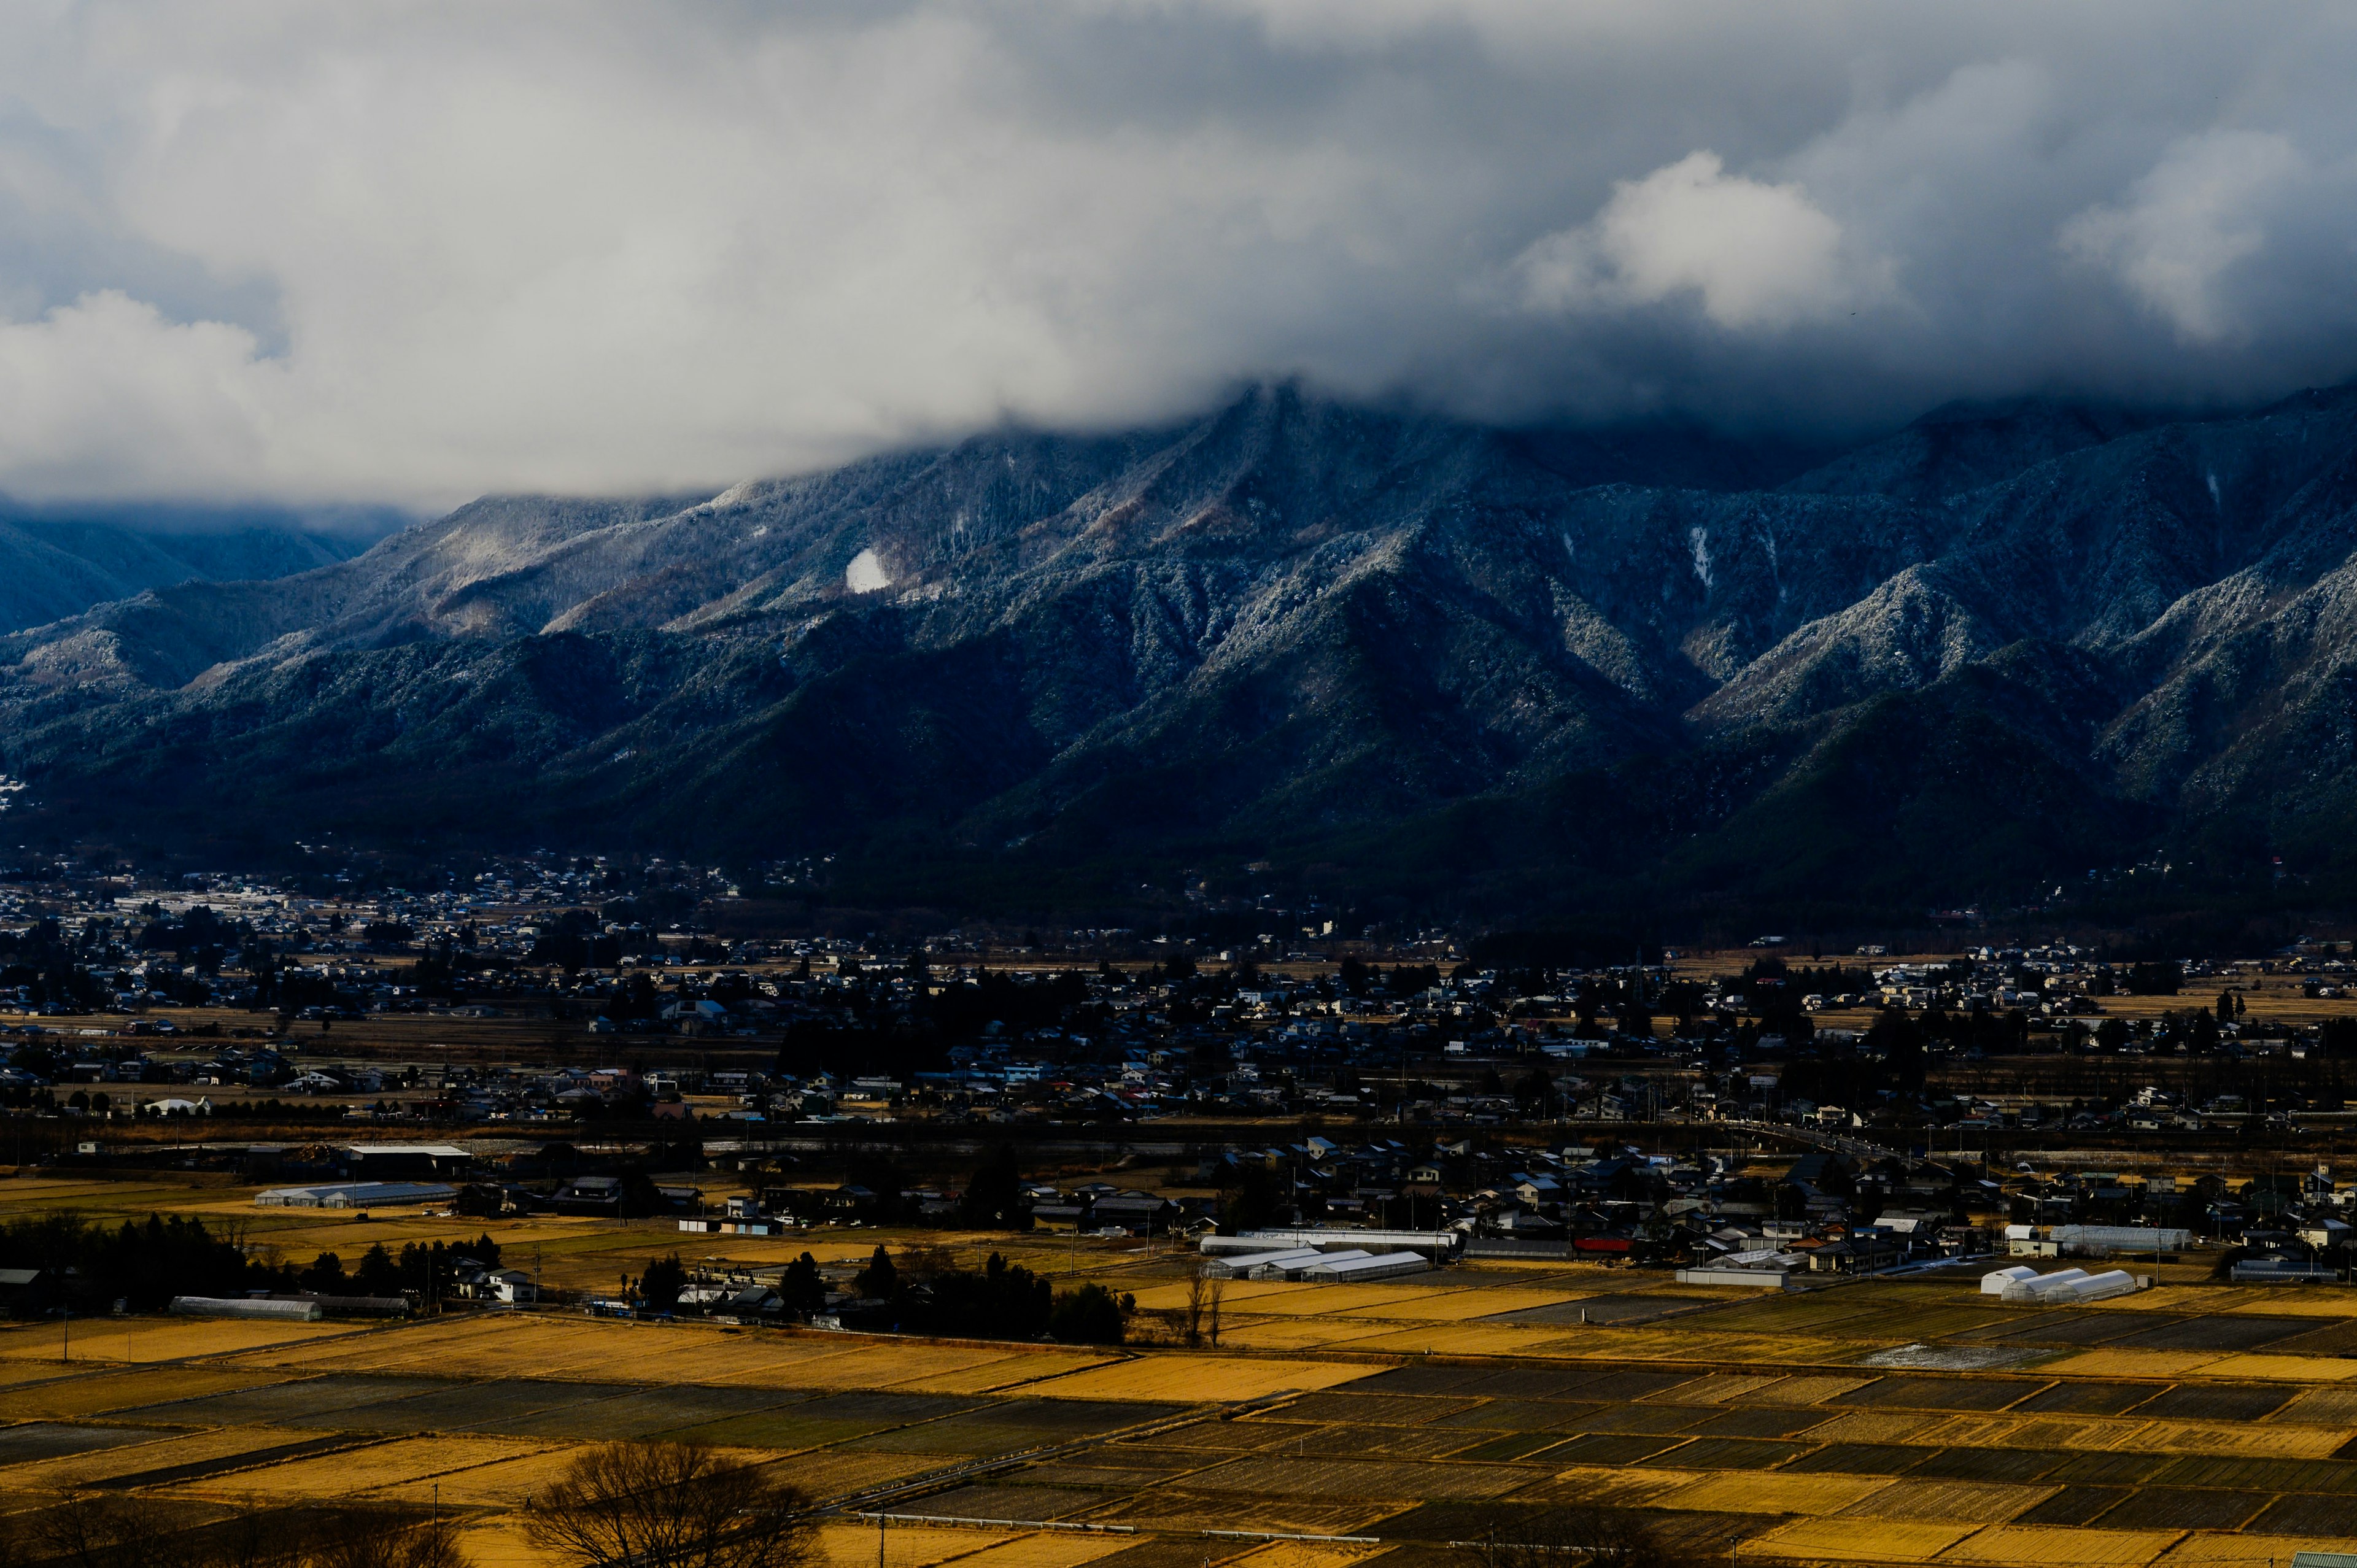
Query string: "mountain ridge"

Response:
xmin=9 ymin=383 xmax=2357 ymax=919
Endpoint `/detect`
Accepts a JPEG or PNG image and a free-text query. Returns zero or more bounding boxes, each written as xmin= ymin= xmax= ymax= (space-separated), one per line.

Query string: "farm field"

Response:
xmin=10 ymin=1267 xmax=2357 ymax=1566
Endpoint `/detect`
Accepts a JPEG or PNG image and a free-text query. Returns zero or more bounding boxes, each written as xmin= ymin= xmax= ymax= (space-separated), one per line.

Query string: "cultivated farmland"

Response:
xmin=12 ymin=1257 xmax=2357 ymax=1566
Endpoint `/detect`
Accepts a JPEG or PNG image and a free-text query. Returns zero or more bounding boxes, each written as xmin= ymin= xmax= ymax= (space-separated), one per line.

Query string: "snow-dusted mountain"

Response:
xmin=0 ymin=515 xmax=366 ymax=636
xmin=7 ymin=384 xmax=2357 ymax=915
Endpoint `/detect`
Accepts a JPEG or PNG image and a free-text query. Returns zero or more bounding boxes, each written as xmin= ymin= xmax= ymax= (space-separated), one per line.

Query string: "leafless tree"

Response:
xmin=199 ymin=1499 xmax=301 ymax=1568
xmin=522 ymin=1442 xmax=814 ymax=1568
xmin=33 ymin=1492 xmax=193 ymax=1568
xmin=1204 ymin=1272 xmax=1225 ymax=1347
xmin=303 ymin=1508 xmax=471 ymax=1568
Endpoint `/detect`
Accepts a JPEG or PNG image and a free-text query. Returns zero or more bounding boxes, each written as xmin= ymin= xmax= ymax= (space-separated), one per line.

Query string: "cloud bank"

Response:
xmin=6 ymin=2 xmax=2357 ymax=506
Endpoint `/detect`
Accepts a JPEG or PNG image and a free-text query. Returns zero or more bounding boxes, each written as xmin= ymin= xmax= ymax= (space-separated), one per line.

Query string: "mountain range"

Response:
xmin=8 ymin=383 xmax=2357 ymax=925
xmin=0 ymin=512 xmax=367 ymax=638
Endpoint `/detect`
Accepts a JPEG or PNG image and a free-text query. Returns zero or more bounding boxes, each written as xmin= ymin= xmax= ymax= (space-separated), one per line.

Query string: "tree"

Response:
xmin=854 ymin=1245 xmax=897 ymax=1300
xmin=1048 ymin=1282 xmax=1131 ymax=1344
xmin=35 ymin=1491 xmax=187 ymax=1568
xmin=522 ymin=1442 xmax=814 ymax=1568
xmin=301 ymin=1509 xmax=471 ymax=1568
xmin=352 ymin=1243 xmax=401 ymax=1298
xmin=640 ymin=1253 xmax=689 ymax=1314
xmin=913 ymin=1252 xmax=1051 ymax=1339
xmin=780 ymin=1252 xmax=827 ymax=1318
xmin=1183 ymin=1264 xmax=1226 ymax=1350
xmin=959 ymin=1143 xmax=1028 ymax=1229
xmin=298 ymin=1251 xmax=348 ymax=1294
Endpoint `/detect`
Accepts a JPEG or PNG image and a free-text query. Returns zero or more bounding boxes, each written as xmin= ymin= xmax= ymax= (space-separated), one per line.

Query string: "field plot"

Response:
xmin=1121 ymin=1281 xmax=1295 ymax=1313
xmin=2157 ymin=1534 xmax=2357 ymax=1564
xmin=1336 ymin=1289 xmax=1592 ymax=1322
xmin=946 ymin=1533 xmax=1142 ymax=1568
xmin=889 ymin=1351 xmax=1122 ymax=1395
xmin=0 ymin=1422 xmax=179 ymax=1464
xmin=1182 ymin=1456 xmax=1530 ymax=1501
xmin=289 ymin=1377 xmax=648 ymax=1435
xmin=0 ymin=1423 xmax=311 ymax=1491
xmin=1228 ymin=1286 xmax=1481 ymax=1318
xmin=2194 ymin=1355 xmax=2357 ymax=1383
xmin=665 ymin=1390 xmax=985 ymax=1450
xmin=1835 ymin=1480 xmax=2054 ymax=1522
xmin=1349 ymin=1326 xmax=1577 ymax=1357
xmin=2137 ymin=1422 xmax=2345 ymax=1459
xmin=112 ymin=1373 xmax=462 ymax=1426
xmin=159 ymin=1434 xmax=559 ymax=1499
xmin=1074 ymin=1492 xmax=1396 ymax=1537
xmin=2049 ymin=1352 xmax=2229 ymax=1380
xmin=0 ymin=1317 xmax=363 ymax=1361
xmin=1940 ymin=1524 xmax=2186 ymax=1566
xmin=1225 ymin=1543 xmax=1388 ymax=1568
xmin=1197 ymin=1319 xmax=1393 ymax=1353
xmin=0 ymin=1365 xmax=281 ymax=1418
xmin=1653 ymin=1470 xmax=1891 ymax=1515
xmin=1746 ymin=1518 xmax=1981 ymax=1562
xmin=471 ymin=1383 xmax=796 ymax=1439
xmin=812 ymin=1523 xmax=1028 ymax=1568
xmin=363 ymin=1445 xmax=591 ymax=1507
xmin=1026 ymin=1356 xmax=1372 ymax=1403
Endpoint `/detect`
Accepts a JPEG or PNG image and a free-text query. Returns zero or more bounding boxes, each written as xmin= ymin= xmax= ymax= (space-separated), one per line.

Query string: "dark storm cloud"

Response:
xmin=0 ymin=1 xmax=2353 ymax=503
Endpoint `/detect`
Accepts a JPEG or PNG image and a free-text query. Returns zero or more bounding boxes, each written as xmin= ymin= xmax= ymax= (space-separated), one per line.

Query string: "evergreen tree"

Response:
xmin=640 ymin=1253 xmax=688 ymax=1313
xmin=297 ymin=1252 xmax=347 ymax=1294
xmin=1048 ymin=1283 xmax=1131 ymax=1345
xmin=780 ymin=1252 xmax=827 ymax=1317
xmin=352 ymin=1243 xmax=401 ymax=1297
xmin=854 ymin=1245 xmax=897 ymax=1300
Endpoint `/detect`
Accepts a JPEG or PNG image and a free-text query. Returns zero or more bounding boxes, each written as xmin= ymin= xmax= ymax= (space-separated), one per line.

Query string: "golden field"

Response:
xmin=14 ymin=1180 xmax=2357 ymax=1566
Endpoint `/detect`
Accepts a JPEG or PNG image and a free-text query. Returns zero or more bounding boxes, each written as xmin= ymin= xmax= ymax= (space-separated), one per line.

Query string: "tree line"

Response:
xmin=0 ymin=1213 xmax=502 ymax=1315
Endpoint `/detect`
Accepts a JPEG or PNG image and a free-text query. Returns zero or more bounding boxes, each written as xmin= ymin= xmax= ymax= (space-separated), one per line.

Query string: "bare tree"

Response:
xmin=1183 ymin=1265 xmax=1209 ymax=1348
xmin=200 ymin=1499 xmax=302 ymax=1568
xmin=522 ymin=1442 xmax=814 ymax=1568
xmin=303 ymin=1508 xmax=471 ymax=1568
xmin=1205 ymin=1272 xmax=1225 ymax=1347
xmin=33 ymin=1493 xmax=191 ymax=1568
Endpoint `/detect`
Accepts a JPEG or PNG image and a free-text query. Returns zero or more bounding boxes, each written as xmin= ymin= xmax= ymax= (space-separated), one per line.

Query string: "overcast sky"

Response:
xmin=6 ymin=1 xmax=2357 ymax=508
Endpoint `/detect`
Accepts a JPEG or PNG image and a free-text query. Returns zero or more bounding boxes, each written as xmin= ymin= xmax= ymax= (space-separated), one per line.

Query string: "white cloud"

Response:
xmin=1512 ymin=152 xmax=1880 ymax=330
xmin=2061 ymin=131 xmax=2307 ymax=343
xmin=0 ymin=5 xmax=2353 ymax=504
